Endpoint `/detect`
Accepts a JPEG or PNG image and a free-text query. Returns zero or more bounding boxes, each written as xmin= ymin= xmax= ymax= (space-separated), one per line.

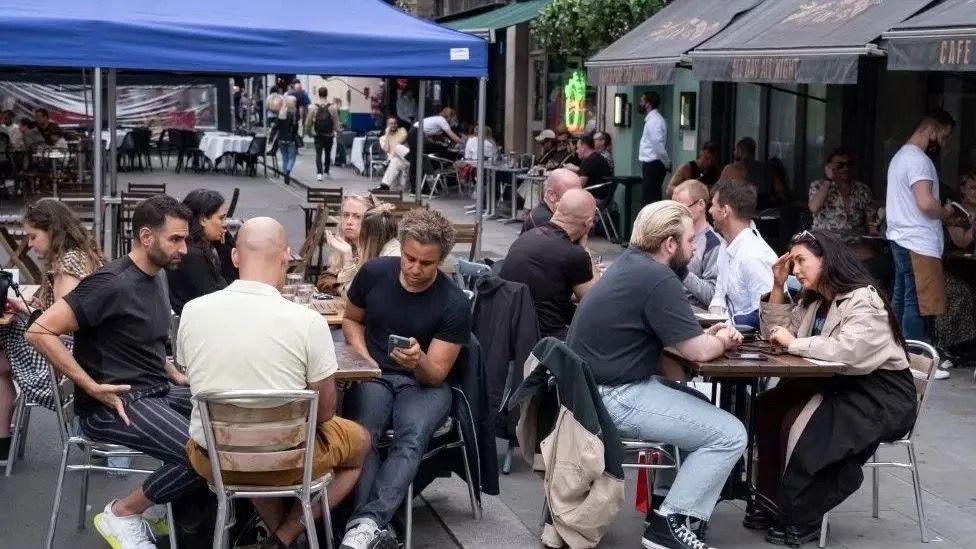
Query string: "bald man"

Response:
xmin=501 ymin=188 xmax=600 ymax=338
xmin=521 ymin=168 xmax=582 ymax=234
xmin=179 ymin=217 xmax=369 ymax=548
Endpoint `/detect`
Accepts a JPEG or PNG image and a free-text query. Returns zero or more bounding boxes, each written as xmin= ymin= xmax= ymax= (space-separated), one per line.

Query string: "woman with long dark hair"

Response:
xmin=0 ymin=199 xmax=103 ymax=458
xmin=166 ymin=189 xmax=229 ymax=314
xmin=745 ymin=229 xmax=917 ymax=546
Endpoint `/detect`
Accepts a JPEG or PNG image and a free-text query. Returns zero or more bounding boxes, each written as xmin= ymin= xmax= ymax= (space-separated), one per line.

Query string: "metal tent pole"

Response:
xmin=107 ymin=69 xmax=118 ymax=197
xmin=92 ymin=68 xmax=104 ymax=251
xmin=414 ymin=80 xmax=426 ymax=205
xmin=475 ymin=77 xmax=487 ymax=260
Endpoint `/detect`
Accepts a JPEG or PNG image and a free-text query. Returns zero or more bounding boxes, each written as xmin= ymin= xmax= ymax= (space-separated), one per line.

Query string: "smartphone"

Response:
xmin=726 ymin=352 xmax=768 ymax=361
xmin=387 ymin=334 xmax=413 ymax=354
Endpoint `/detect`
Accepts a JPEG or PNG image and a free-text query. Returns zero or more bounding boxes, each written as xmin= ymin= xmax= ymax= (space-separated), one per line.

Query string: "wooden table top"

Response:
xmin=666 ymin=341 xmax=847 ymax=379
xmin=334 ymin=342 xmax=381 ymax=382
xmin=311 ymin=299 xmax=344 ymax=327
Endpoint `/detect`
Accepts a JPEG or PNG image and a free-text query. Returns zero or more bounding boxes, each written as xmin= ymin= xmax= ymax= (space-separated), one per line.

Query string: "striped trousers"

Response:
xmin=79 ymin=385 xmax=204 ymax=504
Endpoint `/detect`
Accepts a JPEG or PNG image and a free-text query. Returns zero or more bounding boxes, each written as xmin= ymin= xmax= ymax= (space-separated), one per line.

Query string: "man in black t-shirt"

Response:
xmin=340 ymin=208 xmax=471 ymax=549
xmin=27 ymin=195 xmax=200 ymax=548
xmin=502 ymin=189 xmax=598 ymax=338
xmin=567 ymin=200 xmax=746 ymax=549
xmin=574 ymin=133 xmax=613 ymax=201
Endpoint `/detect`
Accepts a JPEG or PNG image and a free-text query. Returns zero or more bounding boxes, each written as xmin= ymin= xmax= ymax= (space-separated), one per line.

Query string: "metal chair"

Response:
xmin=422 ymin=154 xmax=458 ymax=199
xmin=818 ymin=340 xmax=939 ymax=547
xmin=584 ymin=181 xmax=621 ymax=244
xmin=4 ymin=391 xmax=41 ymax=476
xmin=377 ymin=387 xmax=482 ymax=549
xmin=45 ymin=363 xmax=178 ymax=549
xmin=621 ymin=440 xmax=682 ymax=515
xmin=194 ymin=389 xmax=335 ymax=549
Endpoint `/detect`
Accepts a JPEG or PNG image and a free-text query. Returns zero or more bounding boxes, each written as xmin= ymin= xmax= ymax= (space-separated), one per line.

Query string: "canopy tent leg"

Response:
xmin=107 ymin=69 xmax=118 ymax=258
xmin=92 ymin=68 xmax=104 ymax=253
xmin=475 ymin=76 xmax=487 ymax=260
xmin=414 ymin=80 xmax=426 ymax=205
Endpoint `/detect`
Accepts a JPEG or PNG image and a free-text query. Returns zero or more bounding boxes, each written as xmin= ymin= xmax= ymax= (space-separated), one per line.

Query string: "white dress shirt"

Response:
xmin=638 ymin=109 xmax=670 ymax=166
xmin=709 ymin=227 xmax=777 ymax=321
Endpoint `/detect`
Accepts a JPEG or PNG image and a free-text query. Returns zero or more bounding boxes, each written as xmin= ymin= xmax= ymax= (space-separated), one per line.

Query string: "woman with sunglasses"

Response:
xmin=808 ymin=148 xmax=877 ymax=235
xmin=744 ymin=229 xmax=916 ymax=546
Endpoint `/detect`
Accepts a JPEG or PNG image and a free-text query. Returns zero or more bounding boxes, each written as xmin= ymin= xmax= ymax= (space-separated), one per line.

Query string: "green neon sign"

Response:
xmin=564 ymin=71 xmax=587 ymax=133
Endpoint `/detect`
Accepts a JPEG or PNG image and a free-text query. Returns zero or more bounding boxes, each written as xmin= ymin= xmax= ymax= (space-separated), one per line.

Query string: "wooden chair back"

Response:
xmin=127 ymin=182 xmax=166 ymax=196
xmin=388 ymin=200 xmax=429 ymax=220
xmin=195 ymin=390 xmax=317 ymax=475
xmin=369 ymin=189 xmax=403 ymax=203
xmin=293 ymin=204 xmax=329 ymax=278
xmin=452 ymin=223 xmax=478 ymax=261
xmin=307 ymin=187 xmax=343 ymax=208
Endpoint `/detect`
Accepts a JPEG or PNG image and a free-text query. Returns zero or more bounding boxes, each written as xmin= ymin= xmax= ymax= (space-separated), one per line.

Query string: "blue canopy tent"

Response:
xmin=0 ymin=0 xmax=490 ymax=254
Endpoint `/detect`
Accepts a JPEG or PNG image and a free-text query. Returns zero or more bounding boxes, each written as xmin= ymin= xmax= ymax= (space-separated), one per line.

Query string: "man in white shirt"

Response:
xmin=637 ymin=91 xmax=670 ymax=204
xmin=672 ymin=179 xmax=725 ymax=309
xmin=885 ymin=109 xmax=957 ymax=340
xmin=180 ymin=217 xmax=369 ymax=549
xmin=708 ymin=179 xmax=777 ymax=329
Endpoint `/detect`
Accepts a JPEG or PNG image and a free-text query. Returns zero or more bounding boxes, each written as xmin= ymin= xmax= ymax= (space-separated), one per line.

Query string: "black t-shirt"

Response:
xmin=579 ymin=152 xmax=612 ymax=200
xmin=520 ymin=202 xmax=553 ymax=234
xmin=567 ymin=248 xmax=702 ymax=385
xmin=166 ymin=246 xmax=228 ymax=315
xmin=347 ymin=256 xmax=471 ymax=376
xmin=499 ymin=223 xmax=592 ymax=338
xmin=64 ymin=256 xmax=171 ymax=414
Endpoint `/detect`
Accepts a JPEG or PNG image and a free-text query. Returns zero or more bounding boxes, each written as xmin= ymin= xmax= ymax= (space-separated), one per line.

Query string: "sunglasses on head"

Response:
xmin=791 ymin=230 xmax=818 ymax=245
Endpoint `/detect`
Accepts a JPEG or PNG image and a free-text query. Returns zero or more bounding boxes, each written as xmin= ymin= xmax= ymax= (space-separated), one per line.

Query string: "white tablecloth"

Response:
xmin=198 ymin=132 xmax=253 ymax=162
xmin=100 ymin=130 xmax=131 ymax=150
xmin=350 ymin=137 xmax=366 ymax=174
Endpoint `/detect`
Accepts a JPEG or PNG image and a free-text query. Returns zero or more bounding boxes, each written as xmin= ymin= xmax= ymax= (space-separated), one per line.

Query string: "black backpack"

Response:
xmin=314 ymin=104 xmax=334 ymax=135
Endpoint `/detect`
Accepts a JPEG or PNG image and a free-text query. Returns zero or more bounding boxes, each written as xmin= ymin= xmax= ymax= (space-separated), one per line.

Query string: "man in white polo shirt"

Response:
xmin=179 ymin=217 xmax=368 ymax=549
xmin=885 ymin=109 xmax=957 ymax=341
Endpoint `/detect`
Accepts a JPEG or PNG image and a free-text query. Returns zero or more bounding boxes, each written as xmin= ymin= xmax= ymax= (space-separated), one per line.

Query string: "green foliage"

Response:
xmin=531 ymin=0 xmax=665 ymax=57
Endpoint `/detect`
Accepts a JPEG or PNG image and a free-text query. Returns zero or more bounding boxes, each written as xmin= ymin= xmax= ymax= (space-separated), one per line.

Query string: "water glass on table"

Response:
xmin=295 ymin=284 xmax=315 ymax=306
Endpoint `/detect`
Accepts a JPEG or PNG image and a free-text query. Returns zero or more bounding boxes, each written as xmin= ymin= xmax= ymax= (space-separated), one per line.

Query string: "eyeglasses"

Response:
xmin=791 ymin=230 xmax=818 ymax=245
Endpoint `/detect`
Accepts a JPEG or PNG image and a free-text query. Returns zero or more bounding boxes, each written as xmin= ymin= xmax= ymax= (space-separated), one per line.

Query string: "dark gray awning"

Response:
xmin=883 ymin=0 xmax=976 ymax=72
xmin=585 ymin=0 xmax=761 ymax=86
xmin=690 ymin=0 xmax=932 ymax=84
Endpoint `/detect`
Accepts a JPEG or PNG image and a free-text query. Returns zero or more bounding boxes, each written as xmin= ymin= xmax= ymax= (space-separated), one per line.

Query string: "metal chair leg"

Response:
xmin=300 ymin=496 xmax=319 ymax=549
xmin=166 ymin=503 xmax=179 ymax=549
xmin=907 ymin=442 xmax=929 ymax=543
xmin=405 ymin=483 xmax=413 ymax=549
xmin=457 ymin=427 xmax=482 ymax=519
xmin=213 ymin=495 xmax=228 ymax=549
xmin=17 ymin=404 xmax=31 ymax=458
xmin=77 ymin=444 xmax=92 ymax=530
xmin=321 ymin=486 xmax=335 ymax=549
xmin=5 ymin=395 xmax=25 ymax=476
xmin=871 ymin=453 xmax=880 ymax=518
xmin=45 ymin=441 xmax=71 ymax=549
xmin=818 ymin=513 xmax=828 ymax=548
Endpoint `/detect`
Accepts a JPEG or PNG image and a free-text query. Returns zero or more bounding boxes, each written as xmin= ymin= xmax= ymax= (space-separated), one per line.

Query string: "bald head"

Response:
xmin=543 ymin=168 xmax=582 ymax=210
xmin=233 ymin=217 xmax=290 ymax=287
xmin=550 ymin=188 xmax=596 ymax=241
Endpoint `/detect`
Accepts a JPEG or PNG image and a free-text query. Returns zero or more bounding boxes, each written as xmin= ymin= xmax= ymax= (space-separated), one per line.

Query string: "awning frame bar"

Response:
xmin=691 ymin=44 xmax=885 ymax=58
xmin=883 ymin=27 xmax=976 ymax=39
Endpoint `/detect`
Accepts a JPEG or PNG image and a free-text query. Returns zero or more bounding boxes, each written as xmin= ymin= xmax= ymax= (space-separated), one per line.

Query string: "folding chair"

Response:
xmin=45 ymin=363 xmax=178 ymax=549
xmin=3 ymin=390 xmax=41 ymax=476
xmin=195 ymin=389 xmax=335 ymax=549
xmin=819 ymin=340 xmax=939 ymax=547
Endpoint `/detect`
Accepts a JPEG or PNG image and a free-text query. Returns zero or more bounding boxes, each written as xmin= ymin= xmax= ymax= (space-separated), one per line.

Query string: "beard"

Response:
xmin=926 ymin=138 xmax=942 ymax=159
xmin=148 ymin=243 xmax=182 ymax=270
xmin=669 ymin=248 xmax=692 ymax=279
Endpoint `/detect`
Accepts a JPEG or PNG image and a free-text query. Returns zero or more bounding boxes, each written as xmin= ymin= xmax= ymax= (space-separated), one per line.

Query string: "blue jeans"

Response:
xmin=343 ymin=373 xmax=452 ymax=529
xmin=891 ymin=242 xmax=925 ymax=340
xmin=279 ymin=142 xmax=297 ymax=174
xmin=599 ymin=377 xmax=747 ymax=520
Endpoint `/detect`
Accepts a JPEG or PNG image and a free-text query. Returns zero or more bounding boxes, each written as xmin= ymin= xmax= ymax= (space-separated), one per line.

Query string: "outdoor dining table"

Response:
xmin=198 ymin=132 xmax=253 ymax=165
xmin=485 ymin=163 xmax=528 ymax=221
xmin=99 ymin=129 xmax=130 ymax=150
xmin=665 ymin=341 xmax=847 ymax=511
xmin=333 ymin=340 xmax=381 ymax=382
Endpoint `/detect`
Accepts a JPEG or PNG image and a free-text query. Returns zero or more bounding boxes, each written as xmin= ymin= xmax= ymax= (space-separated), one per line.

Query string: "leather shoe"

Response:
xmin=742 ymin=506 xmax=776 ymax=530
xmin=765 ymin=521 xmax=823 ymax=547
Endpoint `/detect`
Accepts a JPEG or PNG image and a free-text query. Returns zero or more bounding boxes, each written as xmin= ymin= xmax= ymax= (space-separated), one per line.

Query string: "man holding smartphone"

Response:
xmin=340 ymin=208 xmax=471 ymax=549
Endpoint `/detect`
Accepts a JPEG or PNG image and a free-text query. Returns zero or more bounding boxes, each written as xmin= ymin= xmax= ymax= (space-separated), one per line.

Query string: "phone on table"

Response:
xmin=387 ymin=334 xmax=413 ymax=354
xmin=726 ymin=352 xmax=768 ymax=361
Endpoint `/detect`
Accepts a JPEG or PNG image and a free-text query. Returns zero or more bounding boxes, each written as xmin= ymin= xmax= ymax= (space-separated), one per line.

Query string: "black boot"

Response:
xmin=642 ymin=510 xmax=714 ymax=549
xmin=743 ymin=505 xmax=776 ymax=530
xmin=765 ymin=520 xmax=823 ymax=547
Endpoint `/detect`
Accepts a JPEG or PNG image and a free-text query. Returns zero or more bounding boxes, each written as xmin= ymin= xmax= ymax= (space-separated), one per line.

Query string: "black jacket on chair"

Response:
xmin=472 ymin=276 xmax=540 ymax=438
xmin=415 ymin=334 xmax=500 ymax=497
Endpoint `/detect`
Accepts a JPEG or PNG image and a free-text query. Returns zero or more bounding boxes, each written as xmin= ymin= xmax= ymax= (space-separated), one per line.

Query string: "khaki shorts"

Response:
xmin=187 ymin=416 xmax=363 ymax=486
xmin=909 ymin=252 xmax=947 ymax=316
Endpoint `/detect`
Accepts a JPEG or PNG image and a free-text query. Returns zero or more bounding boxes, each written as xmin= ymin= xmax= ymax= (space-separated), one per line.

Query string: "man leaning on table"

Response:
xmin=340 ymin=208 xmax=471 ymax=549
xmin=568 ymin=200 xmax=747 ymax=549
xmin=179 ymin=218 xmax=369 ymax=549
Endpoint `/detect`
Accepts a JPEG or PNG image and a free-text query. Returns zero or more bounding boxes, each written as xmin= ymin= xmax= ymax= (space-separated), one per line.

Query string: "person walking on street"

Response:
xmin=306 ymin=87 xmax=340 ymax=181
xmin=637 ymin=91 xmax=670 ymax=205
xmin=272 ymin=95 xmax=300 ymax=185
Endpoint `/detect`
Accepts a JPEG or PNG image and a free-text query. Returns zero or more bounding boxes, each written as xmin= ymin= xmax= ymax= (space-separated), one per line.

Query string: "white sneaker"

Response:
xmin=339 ymin=520 xmax=396 ymax=549
xmin=93 ymin=501 xmax=157 ymax=549
xmin=317 ymin=173 xmax=323 ymax=181
xmin=933 ymin=368 xmax=950 ymax=380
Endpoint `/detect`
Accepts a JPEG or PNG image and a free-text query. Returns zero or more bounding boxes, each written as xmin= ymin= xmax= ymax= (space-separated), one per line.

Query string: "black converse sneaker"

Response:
xmin=642 ymin=510 xmax=715 ymax=549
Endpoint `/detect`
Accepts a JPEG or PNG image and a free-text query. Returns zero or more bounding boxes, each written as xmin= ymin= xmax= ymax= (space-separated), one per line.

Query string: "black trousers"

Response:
xmin=314 ymin=134 xmax=335 ymax=175
xmin=641 ymin=160 xmax=667 ymax=204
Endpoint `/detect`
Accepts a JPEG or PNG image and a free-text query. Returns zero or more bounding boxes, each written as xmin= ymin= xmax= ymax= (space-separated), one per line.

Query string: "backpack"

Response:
xmin=314 ymin=104 xmax=335 ymax=135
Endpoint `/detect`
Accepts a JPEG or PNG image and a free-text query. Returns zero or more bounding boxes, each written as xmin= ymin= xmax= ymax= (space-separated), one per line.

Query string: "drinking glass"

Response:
xmin=295 ymin=284 xmax=315 ymax=305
